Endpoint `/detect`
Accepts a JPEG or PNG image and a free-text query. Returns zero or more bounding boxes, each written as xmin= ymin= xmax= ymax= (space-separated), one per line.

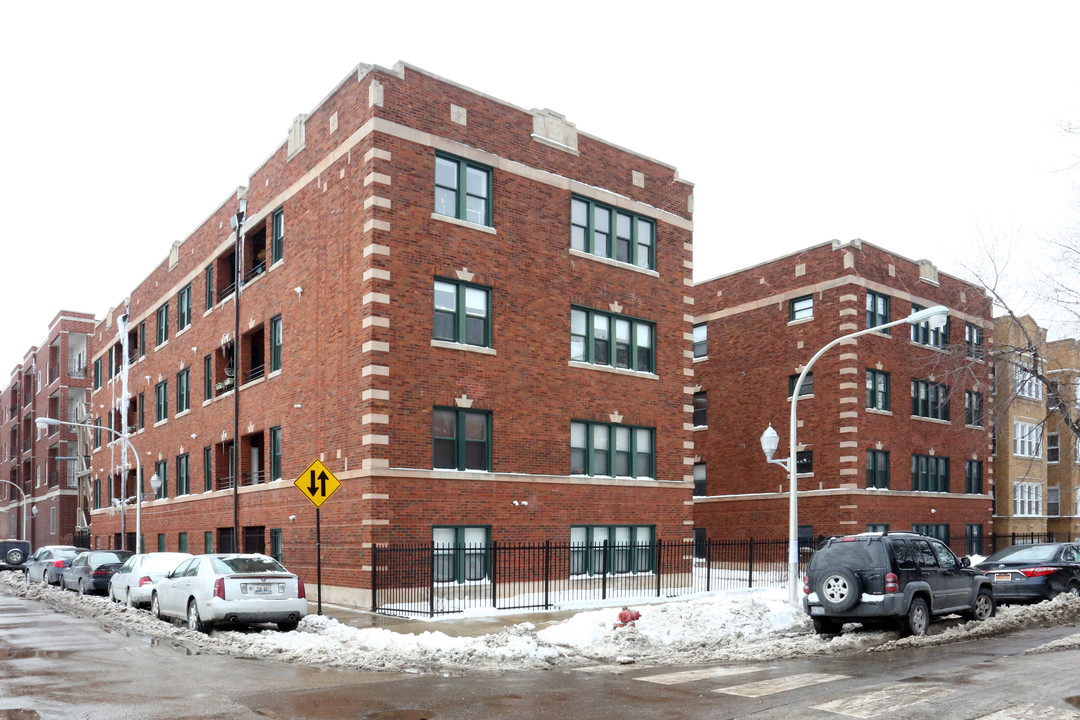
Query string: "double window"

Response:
xmin=789 ymin=295 xmax=813 ymax=322
xmin=867 ymin=450 xmax=889 ymax=489
xmin=570 ymin=196 xmax=655 ymax=269
xmin=789 ymin=373 xmax=813 ymax=397
xmin=571 ymin=307 xmax=654 ymax=373
xmin=433 ymin=408 xmax=490 ymax=471
xmin=570 ymin=525 xmax=654 ymax=576
xmin=910 ymin=304 xmax=948 ymax=347
xmin=911 ymin=379 xmax=949 ymax=421
xmin=177 ymin=369 xmax=190 ymax=414
xmin=867 ymin=369 xmax=890 ymax=411
xmin=965 ymin=323 xmax=984 ymax=359
xmin=570 ymin=420 xmax=654 ymax=478
xmin=1013 ymin=482 xmax=1042 ymax=516
xmin=433 ymin=526 xmax=489 ymax=583
xmin=1014 ymin=359 xmax=1043 ymax=400
xmin=1013 ymin=421 xmax=1042 ymax=458
xmin=965 ymin=460 xmax=983 ymax=494
xmin=964 ymin=391 xmax=983 ymax=427
xmin=866 ymin=291 xmax=890 ymax=330
xmin=156 ymin=303 xmax=169 ymax=347
xmin=434 ymin=280 xmax=491 ymax=348
xmin=178 ymin=284 xmax=192 ymax=331
xmin=911 ymin=454 xmax=949 ymax=492
xmin=155 ymin=381 xmax=168 ymax=423
xmin=434 ymin=154 xmax=492 ymax=227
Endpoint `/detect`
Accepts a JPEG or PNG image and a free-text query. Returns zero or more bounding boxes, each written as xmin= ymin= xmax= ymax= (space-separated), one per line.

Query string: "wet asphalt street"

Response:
xmin=4 ymin=589 xmax=1080 ymax=720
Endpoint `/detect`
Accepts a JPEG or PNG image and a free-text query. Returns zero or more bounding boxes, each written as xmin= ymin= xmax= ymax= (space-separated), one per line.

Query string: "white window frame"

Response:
xmin=1013 ymin=421 xmax=1042 ymax=458
xmin=1014 ymin=358 xmax=1043 ymax=400
xmin=1048 ymin=485 xmax=1061 ymax=516
xmin=1013 ymin=482 xmax=1042 ymax=517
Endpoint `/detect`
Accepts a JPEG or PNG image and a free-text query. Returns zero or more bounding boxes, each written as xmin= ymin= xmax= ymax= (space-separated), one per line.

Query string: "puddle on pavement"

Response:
xmin=363 ymin=712 xmax=435 ymax=720
xmin=147 ymin=637 xmax=201 ymax=655
xmin=0 ymin=710 xmax=41 ymax=720
xmin=0 ymin=647 xmax=70 ymax=660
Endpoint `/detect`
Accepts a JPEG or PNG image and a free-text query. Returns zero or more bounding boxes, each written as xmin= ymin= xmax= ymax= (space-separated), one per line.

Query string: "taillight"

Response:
xmin=298 ymin=578 xmax=306 ymax=599
xmin=1019 ymin=567 xmax=1057 ymax=578
xmin=840 ymin=536 xmax=858 ymax=542
xmin=138 ymin=576 xmax=153 ymax=587
xmin=885 ymin=572 xmax=899 ymax=593
xmin=52 ymin=560 xmax=64 ymax=568
xmin=213 ymin=577 xmax=225 ymax=600
xmin=92 ymin=569 xmax=110 ymax=577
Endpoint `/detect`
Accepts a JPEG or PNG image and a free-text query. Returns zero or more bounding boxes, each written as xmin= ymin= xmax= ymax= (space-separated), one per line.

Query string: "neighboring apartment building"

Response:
xmin=691 ymin=240 xmax=994 ymax=553
xmin=85 ymin=61 xmax=696 ymax=606
xmin=0 ymin=311 xmax=95 ymax=546
xmin=992 ymin=315 xmax=1080 ymax=539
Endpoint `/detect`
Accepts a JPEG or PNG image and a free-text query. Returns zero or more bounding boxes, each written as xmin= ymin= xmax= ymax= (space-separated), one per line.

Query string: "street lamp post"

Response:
xmin=0 ymin=479 xmax=29 ymax=542
xmin=760 ymin=304 xmax=950 ymax=605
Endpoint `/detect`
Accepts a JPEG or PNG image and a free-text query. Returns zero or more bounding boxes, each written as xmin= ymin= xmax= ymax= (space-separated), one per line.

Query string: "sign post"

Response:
xmin=293 ymin=459 xmax=341 ymax=615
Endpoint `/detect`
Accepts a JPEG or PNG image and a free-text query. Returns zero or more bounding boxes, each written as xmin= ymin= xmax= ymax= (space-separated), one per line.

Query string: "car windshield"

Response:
xmin=983 ymin=545 xmax=1059 ymax=564
xmin=55 ymin=550 xmax=79 ymax=559
xmin=143 ymin=555 xmax=190 ymax=573
xmin=811 ymin=539 xmax=888 ymax=569
xmin=90 ymin=552 xmax=131 ymax=566
xmin=211 ymin=556 xmax=287 ymax=574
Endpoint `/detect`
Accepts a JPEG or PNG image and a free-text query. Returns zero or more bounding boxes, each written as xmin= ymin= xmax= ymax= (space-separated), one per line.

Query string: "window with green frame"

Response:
xmin=176 ymin=454 xmax=189 ymax=496
xmin=270 ymin=315 xmax=282 ymax=372
xmin=155 ymin=459 xmax=168 ymax=500
xmin=204 ymin=265 xmax=214 ymax=310
xmin=433 ymin=526 xmax=489 ymax=583
xmin=867 ymin=369 xmax=890 ymax=411
xmin=138 ymin=392 xmax=144 ymax=430
xmin=965 ymin=459 xmax=982 ymax=494
xmin=570 ymin=196 xmax=655 ymax=269
xmin=157 ymin=533 xmax=166 ymax=552
xmin=789 ymin=295 xmax=813 ymax=322
xmin=912 ymin=523 xmax=949 ymax=541
xmin=867 ymin=449 xmax=889 ymax=489
xmin=866 ymin=523 xmax=889 ymax=533
xmin=177 ymin=369 xmax=190 ymax=414
xmin=866 ymin=291 xmax=890 ymax=331
xmin=570 ymin=525 xmax=654 ymax=576
xmin=434 ymin=154 xmax=492 ymax=226
xmin=156 ymin=303 xmax=169 ymax=346
xmin=570 ymin=307 xmax=654 ymax=373
xmin=178 ymin=532 xmax=188 ymax=553
xmin=911 ymin=454 xmax=949 ymax=492
xmin=203 ymin=354 xmax=212 ymax=401
xmin=93 ymin=479 xmax=100 ymax=509
xmin=178 ymin=283 xmax=192 ymax=331
xmin=204 ymin=531 xmax=213 ymax=553
xmin=270 ymin=528 xmax=283 ymax=562
xmin=93 ymin=418 xmax=101 ymax=449
xmin=271 ymin=207 xmax=284 ymax=263
xmin=911 ymin=378 xmax=949 ymax=420
xmin=203 ymin=446 xmax=212 ymax=492
xmin=910 ymin=304 xmax=949 ymax=347
xmin=570 ymin=420 xmax=654 ymax=478
xmin=270 ymin=426 xmax=281 ymax=482
xmin=93 ymin=358 xmax=101 ymax=390
xmin=155 ymin=381 xmax=168 ymax=422
xmin=433 ymin=407 xmax=490 ymax=471
xmin=788 ymin=373 xmax=813 ymax=397
xmin=139 ymin=321 xmax=146 ymax=358
xmin=434 ymin=279 xmax=491 ymax=347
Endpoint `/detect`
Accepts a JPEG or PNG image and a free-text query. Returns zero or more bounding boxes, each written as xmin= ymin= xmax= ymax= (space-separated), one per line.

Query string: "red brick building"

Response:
xmin=691 ymin=240 xmax=994 ymax=553
xmin=1 ymin=311 xmax=95 ymax=546
xmin=85 ymin=62 xmax=696 ymax=606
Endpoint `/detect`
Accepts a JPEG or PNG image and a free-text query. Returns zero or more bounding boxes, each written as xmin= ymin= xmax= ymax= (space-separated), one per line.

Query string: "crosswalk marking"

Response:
xmin=575 ymin=664 xmax=655 ymax=674
xmin=974 ymin=704 xmax=1080 ymax=720
xmin=636 ymin=665 xmax=769 ymax=685
xmin=812 ymin=685 xmax=953 ymax=718
xmin=714 ymin=672 xmax=850 ymax=697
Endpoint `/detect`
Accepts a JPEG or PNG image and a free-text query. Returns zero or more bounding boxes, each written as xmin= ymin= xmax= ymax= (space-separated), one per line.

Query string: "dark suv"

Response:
xmin=0 ymin=539 xmax=31 ymax=571
xmin=803 ymin=532 xmax=994 ymax=636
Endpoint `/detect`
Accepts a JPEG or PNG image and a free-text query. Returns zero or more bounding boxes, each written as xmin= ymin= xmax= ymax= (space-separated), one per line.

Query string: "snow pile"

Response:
xmin=4 ymin=572 xmax=1079 ymax=674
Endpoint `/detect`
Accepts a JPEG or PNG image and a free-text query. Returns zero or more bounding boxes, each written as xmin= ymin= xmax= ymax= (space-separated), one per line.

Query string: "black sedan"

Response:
xmin=976 ymin=542 xmax=1080 ymax=603
xmin=61 ymin=551 xmax=133 ymax=596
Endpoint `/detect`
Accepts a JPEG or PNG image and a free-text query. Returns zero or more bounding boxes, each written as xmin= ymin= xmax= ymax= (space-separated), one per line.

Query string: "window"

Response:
xmin=203 ymin=355 xmax=212 ymax=401
xmin=176 ymin=454 xmax=189 ymax=496
xmin=204 ymin=531 xmax=213 ymax=553
xmin=789 ymin=295 xmax=813 ymax=322
xmin=965 ymin=524 xmax=983 ymax=555
xmin=867 ymin=450 xmax=889 ymax=489
xmin=433 ymin=408 xmax=490 ymax=471
xmin=270 ymin=315 xmax=282 ymax=372
xmin=204 ymin=265 xmax=214 ymax=311
xmin=964 ymin=391 xmax=983 ymax=427
xmin=910 ymin=304 xmax=949 ymax=347
xmin=866 ymin=291 xmax=890 ymax=330
xmin=1013 ymin=421 xmax=1042 ymax=458
xmin=570 ymin=196 xmax=655 ymax=269
xmin=271 ymin=207 xmax=284 ymax=264
xmin=965 ymin=460 xmax=983 ymax=494
xmin=570 ymin=307 xmax=654 ymax=373
xmin=178 ymin=532 xmax=188 ymax=553
xmin=270 ymin=528 xmax=283 ymax=562
xmin=93 ymin=479 xmax=100 ymax=510
xmin=692 ymin=323 xmax=707 ymax=359
xmin=965 ymin=323 xmax=984 ymax=359
xmin=93 ymin=358 xmax=101 ymax=390
xmin=139 ymin=321 xmax=146 ymax=359
xmin=177 ymin=369 xmax=190 ymax=414
xmin=911 ymin=379 xmax=950 ymax=421
xmin=867 ymin=369 xmax=890 ymax=411
xmin=1013 ymin=482 xmax=1042 ymax=516
xmin=93 ymin=418 xmax=101 ymax=449
xmin=270 ymin=426 xmax=281 ymax=482
xmin=789 ymin=373 xmax=813 ymax=397
xmin=434 ymin=154 xmax=492 ymax=226
xmin=434 ymin=280 xmax=491 ymax=347
xmin=155 ymin=381 xmax=168 ymax=423
xmin=177 ymin=284 xmax=192 ymax=331
xmin=1048 ymin=433 xmax=1061 ymax=463
xmin=911 ymin=454 xmax=949 ymax=492
xmin=570 ymin=420 xmax=654 ymax=478
xmin=692 ymin=392 xmax=707 ymax=427
xmin=203 ymin=446 xmax=212 ymax=492
xmin=867 ymin=523 xmax=889 ymax=533
xmin=1015 ymin=359 xmax=1043 ymax=400
xmin=156 ymin=303 xmax=169 ymax=347
xmin=138 ymin=392 xmax=145 ymax=430
xmin=155 ymin=459 xmax=167 ymax=500
xmin=570 ymin=525 xmax=654 ymax=576
xmin=693 ymin=462 xmax=706 ymax=496
xmin=795 ymin=450 xmax=813 ymax=475
xmin=158 ymin=534 xmax=166 ymax=552
xmin=912 ymin=524 xmax=949 ymax=542
xmin=1048 ymin=486 xmax=1061 ymax=516
xmin=433 ymin=526 xmax=490 ymax=583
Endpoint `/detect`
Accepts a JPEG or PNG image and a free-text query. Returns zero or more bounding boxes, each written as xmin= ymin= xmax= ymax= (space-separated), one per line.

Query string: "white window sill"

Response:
xmin=911 ymin=415 xmax=951 ymax=425
xmin=153 ymin=419 xmax=168 ymax=428
xmin=242 ymin=271 xmax=267 ymax=291
xmin=203 ymin=307 xmax=213 ymax=319
xmin=692 ymin=425 xmax=708 ymax=432
xmin=568 ymin=248 xmax=659 ymax=278
xmin=787 ymin=394 xmax=815 ymax=401
xmin=431 ymin=212 xmax=497 ymax=235
xmin=239 ymin=376 xmax=265 ymax=391
xmin=175 ymin=409 xmax=191 ymax=420
xmin=202 ymin=399 xmax=212 ymax=408
xmin=155 ymin=341 xmax=169 ymax=352
xmin=693 ymin=356 xmax=708 ymax=363
xmin=431 ymin=340 xmax=497 ymax=356
xmin=177 ymin=326 xmax=191 ymax=339
xmin=268 ymin=259 xmax=284 ymax=272
xmin=788 ymin=316 xmax=814 ymax=326
xmin=965 ymin=424 xmax=984 ymax=430
xmin=567 ymin=360 xmax=658 ymax=380
xmin=866 ymin=408 xmax=893 ymax=417
xmin=268 ymin=369 xmax=282 ymax=379
xmin=909 ymin=341 xmax=948 ymax=353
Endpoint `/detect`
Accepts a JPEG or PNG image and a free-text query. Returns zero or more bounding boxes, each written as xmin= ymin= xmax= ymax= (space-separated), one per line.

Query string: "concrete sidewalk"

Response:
xmin=316 ymin=603 xmax=585 ymax=637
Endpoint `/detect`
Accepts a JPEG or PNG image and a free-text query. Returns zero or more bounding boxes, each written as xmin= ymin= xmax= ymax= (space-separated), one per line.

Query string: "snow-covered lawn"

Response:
xmin=3 ymin=572 xmax=1079 ymax=675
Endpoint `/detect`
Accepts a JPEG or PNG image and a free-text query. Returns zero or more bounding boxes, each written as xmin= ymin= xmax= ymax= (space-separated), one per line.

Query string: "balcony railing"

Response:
xmin=66 ymin=467 xmax=78 ymax=488
xmin=69 ymin=362 xmax=87 ymax=379
xmin=243 ymin=262 xmax=266 ymax=284
xmin=243 ymin=365 xmax=265 ymax=384
xmin=218 ymin=283 xmax=236 ymax=302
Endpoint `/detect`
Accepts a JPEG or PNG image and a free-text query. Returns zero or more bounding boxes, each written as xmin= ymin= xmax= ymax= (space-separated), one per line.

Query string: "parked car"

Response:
xmin=108 ymin=552 xmax=193 ymax=607
xmin=61 ymin=550 xmax=133 ymax=595
xmin=24 ymin=546 xmax=80 ymax=585
xmin=151 ymin=554 xmax=307 ymax=633
xmin=0 ymin=539 xmax=31 ymax=571
xmin=803 ymin=531 xmax=995 ymax=636
xmin=975 ymin=542 xmax=1080 ymax=604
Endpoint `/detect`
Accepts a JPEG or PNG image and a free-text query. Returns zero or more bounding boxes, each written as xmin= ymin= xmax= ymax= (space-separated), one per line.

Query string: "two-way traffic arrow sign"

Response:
xmin=293 ymin=459 xmax=341 ymax=508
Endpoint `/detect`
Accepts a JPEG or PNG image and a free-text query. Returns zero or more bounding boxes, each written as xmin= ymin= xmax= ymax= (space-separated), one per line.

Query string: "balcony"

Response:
xmin=69 ymin=360 xmax=87 ymax=379
xmin=46 ymin=362 xmax=59 ymax=385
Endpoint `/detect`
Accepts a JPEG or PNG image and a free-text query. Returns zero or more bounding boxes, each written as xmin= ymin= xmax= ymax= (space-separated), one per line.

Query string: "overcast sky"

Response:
xmin=2 ymin=1 xmax=1078 ymax=372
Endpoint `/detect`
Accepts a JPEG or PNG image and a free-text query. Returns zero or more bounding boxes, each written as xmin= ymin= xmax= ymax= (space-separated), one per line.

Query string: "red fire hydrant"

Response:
xmin=613 ymin=607 xmax=641 ymax=628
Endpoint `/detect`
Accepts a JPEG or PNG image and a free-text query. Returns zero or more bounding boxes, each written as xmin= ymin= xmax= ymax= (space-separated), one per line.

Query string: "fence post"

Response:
xmin=601 ymin=539 xmax=608 ymax=600
xmin=705 ymin=538 xmax=712 ymax=592
xmin=747 ymin=538 xmax=754 ymax=589
xmin=490 ymin=541 xmax=498 ymax=608
xmin=429 ymin=542 xmax=436 ymax=618
xmin=371 ymin=543 xmax=379 ymax=613
xmin=543 ymin=540 xmax=551 ymax=610
xmin=656 ymin=539 xmax=663 ymax=597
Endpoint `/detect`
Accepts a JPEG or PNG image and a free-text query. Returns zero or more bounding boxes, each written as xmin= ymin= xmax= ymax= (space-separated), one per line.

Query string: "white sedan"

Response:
xmin=150 ymin=554 xmax=307 ymax=632
xmin=108 ymin=552 xmax=193 ymax=607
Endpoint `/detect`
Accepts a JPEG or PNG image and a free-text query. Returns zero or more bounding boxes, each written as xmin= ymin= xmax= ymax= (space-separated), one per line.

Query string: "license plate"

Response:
xmin=994 ymin=573 xmax=1013 ymax=582
xmin=253 ymin=585 xmax=272 ymax=595
xmin=810 ymin=606 xmax=825 ymax=616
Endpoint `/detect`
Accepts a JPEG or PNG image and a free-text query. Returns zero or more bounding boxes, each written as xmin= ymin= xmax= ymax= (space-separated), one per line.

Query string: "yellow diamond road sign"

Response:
xmin=294 ymin=459 xmax=341 ymax=508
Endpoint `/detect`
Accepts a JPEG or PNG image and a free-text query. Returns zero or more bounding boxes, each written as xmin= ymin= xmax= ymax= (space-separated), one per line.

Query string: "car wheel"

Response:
xmin=125 ymin=590 xmax=134 ymax=608
xmin=187 ymin=600 xmax=205 ymax=633
xmin=818 ymin=567 xmax=861 ymax=612
xmin=77 ymin=580 xmax=86 ymax=597
xmin=41 ymin=571 xmax=50 ymax=586
xmin=277 ymin=620 xmax=299 ymax=633
xmin=5 ymin=548 xmax=26 ymax=566
xmin=151 ymin=593 xmax=162 ymax=620
xmin=1064 ymin=582 xmax=1080 ymax=599
xmin=812 ymin=617 xmax=842 ymax=636
xmin=965 ymin=588 xmax=995 ymax=622
xmin=900 ymin=596 xmax=929 ymax=637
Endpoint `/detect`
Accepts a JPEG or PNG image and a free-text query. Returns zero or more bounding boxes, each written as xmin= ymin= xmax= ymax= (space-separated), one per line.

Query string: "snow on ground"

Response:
xmin=3 ymin=572 xmax=1080 ymax=674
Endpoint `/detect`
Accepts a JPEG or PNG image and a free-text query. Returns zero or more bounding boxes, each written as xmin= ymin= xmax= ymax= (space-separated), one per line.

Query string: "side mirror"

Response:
xmin=961 ymin=556 xmax=971 ymax=568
